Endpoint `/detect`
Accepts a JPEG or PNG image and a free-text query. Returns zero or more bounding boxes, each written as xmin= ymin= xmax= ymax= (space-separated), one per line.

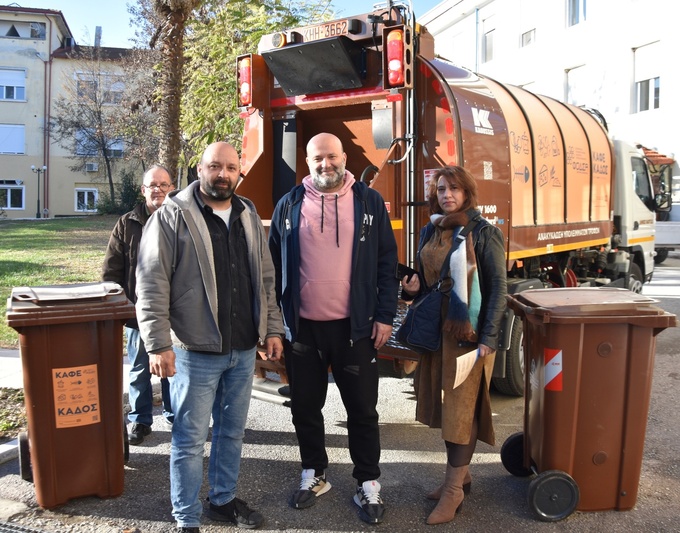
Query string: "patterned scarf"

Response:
xmin=432 ymin=209 xmax=482 ymax=342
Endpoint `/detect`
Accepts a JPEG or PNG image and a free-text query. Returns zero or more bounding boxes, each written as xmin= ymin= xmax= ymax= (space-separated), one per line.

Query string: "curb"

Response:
xmin=0 ymin=440 xmax=17 ymax=466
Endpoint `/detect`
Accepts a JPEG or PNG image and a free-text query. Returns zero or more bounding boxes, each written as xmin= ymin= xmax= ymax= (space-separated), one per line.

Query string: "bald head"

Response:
xmin=306 ymin=133 xmax=347 ymax=192
xmin=200 ymin=142 xmax=238 ymax=165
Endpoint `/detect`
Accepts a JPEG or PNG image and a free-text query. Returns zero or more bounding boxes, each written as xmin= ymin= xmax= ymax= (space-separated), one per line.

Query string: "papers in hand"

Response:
xmin=453 ymin=348 xmax=479 ymax=389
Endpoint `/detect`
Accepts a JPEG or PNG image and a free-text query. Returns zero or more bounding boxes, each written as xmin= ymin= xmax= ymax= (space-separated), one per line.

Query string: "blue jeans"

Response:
xmin=126 ymin=327 xmax=172 ymax=426
xmin=170 ymin=346 xmax=256 ymax=528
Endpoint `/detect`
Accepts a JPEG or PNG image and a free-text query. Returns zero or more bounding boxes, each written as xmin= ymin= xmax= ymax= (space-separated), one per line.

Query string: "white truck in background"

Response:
xmin=654 ymin=218 xmax=680 ymax=264
xmin=646 ymin=154 xmax=678 ymax=265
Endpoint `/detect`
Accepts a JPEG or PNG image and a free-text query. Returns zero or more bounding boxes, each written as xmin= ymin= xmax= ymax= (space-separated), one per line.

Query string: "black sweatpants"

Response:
xmin=284 ymin=317 xmax=381 ymax=483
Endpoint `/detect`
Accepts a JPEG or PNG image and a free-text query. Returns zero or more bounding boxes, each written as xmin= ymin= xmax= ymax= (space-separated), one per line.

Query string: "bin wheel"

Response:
xmin=527 ymin=470 xmax=579 ymax=522
xmin=500 ymin=431 xmax=532 ymax=477
xmin=123 ymin=421 xmax=130 ymax=463
xmin=18 ymin=431 xmax=32 ymax=482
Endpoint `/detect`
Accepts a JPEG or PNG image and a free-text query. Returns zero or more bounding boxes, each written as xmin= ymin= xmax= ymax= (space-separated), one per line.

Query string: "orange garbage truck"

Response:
xmin=235 ymin=1 xmax=671 ymax=395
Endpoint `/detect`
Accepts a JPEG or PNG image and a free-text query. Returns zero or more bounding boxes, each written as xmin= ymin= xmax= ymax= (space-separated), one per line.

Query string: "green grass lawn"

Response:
xmin=0 ymin=215 xmax=118 ymax=348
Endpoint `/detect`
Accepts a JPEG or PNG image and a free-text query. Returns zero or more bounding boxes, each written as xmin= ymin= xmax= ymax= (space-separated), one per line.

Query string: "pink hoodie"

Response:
xmin=298 ymin=172 xmax=356 ymax=320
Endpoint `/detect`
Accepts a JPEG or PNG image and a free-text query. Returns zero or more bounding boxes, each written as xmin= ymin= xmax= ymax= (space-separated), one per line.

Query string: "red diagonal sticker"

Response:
xmin=544 ymin=348 xmax=563 ymax=391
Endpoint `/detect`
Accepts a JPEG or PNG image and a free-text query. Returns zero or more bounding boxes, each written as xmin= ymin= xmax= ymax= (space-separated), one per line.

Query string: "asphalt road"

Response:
xmin=1 ymin=253 xmax=679 ymax=532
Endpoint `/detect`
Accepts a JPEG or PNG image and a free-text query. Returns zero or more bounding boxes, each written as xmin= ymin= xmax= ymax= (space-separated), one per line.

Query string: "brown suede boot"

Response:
xmin=426 ymin=465 xmax=467 ymax=525
xmin=426 ymin=465 xmax=471 ymax=499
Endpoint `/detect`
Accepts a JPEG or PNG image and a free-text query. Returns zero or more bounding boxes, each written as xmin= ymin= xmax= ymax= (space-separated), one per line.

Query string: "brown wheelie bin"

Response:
xmin=5 ymin=282 xmax=135 ymax=509
xmin=502 ymin=287 xmax=676 ymax=522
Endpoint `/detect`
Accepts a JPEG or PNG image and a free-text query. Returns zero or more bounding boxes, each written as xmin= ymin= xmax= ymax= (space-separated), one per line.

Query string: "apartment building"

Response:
xmin=0 ymin=5 xmax=133 ymax=220
xmin=420 ymin=0 xmax=679 ymax=186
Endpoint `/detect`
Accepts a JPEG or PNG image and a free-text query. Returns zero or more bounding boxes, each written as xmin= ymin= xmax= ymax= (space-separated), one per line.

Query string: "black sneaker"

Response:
xmin=353 ymin=480 xmax=385 ymax=524
xmin=206 ymin=497 xmax=263 ymax=529
xmin=128 ymin=423 xmax=152 ymax=445
xmin=290 ymin=468 xmax=332 ymax=509
xmin=178 ymin=528 xmax=199 ymax=533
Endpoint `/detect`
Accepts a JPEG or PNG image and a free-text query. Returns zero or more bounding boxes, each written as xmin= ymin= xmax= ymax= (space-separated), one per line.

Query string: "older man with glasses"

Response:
xmin=102 ymin=164 xmax=175 ymax=445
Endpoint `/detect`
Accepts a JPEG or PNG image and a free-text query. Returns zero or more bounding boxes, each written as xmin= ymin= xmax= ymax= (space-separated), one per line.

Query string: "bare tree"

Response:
xmin=117 ymin=47 xmax=162 ymax=172
xmin=50 ymin=45 xmax=130 ymax=202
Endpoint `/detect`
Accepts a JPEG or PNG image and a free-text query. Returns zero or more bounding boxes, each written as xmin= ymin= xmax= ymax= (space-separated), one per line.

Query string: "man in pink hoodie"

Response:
xmin=268 ymin=133 xmax=399 ymax=525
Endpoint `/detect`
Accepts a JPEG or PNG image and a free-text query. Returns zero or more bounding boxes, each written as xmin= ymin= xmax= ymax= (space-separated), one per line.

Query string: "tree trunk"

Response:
xmin=104 ymin=154 xmax=115 ymax=201
xmin=154 ymin=0 xmax=200 ymax=184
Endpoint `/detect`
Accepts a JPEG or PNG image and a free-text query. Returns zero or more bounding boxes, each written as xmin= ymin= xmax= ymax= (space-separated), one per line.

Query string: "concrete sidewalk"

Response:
xmin=0 ymin=347 xmax=133 ymax=391
xmin=0 ymin=348 xmax=23 ymax=390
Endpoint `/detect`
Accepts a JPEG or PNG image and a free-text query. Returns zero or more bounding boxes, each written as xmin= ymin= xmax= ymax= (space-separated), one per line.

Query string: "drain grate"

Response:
xmin=0 ymin=522 xmax=46 ymax=533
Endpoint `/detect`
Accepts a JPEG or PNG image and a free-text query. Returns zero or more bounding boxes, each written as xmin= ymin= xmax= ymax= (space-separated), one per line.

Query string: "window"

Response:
xmin=0 ymin=124 xmax=25 ymax=154
xmin=483 ymin=30 xmax=494 ymax=62
xmin=103 ymin=77 xmax=124 ymax=105
xmin=481 ymin=14 xmax=495 ymax=64
xmin=75 ymin=129 xmax=125 ymax=158
xmin=565 ymin=64 xmax=587 ymax=106
xmin=483 ymin=29 xmax=494 ymax=63
xmin=0 ymin=180 xmax=24 ymax=210
xmin=106 ymin=138 xmax=125 ymax=158
xmin=636 ymin=77 xmax=660 ymax=112
xmin=567 ymin=0 xmax=586 ymax=27
xmin=521 ymin=29 xmax=536 ymax=47
xmin=76 ymin=79 xmax=97 ymax=101
xmin=75 ymin=129 xmax=99 ymax=156
xmin=75 ymin=189 xmax=98 ymax=212
xmin=634 ymin=42 xmax=661 ymax=113
xmin=0 ymin=20 xmax=46 ymax=40
xmin=30 ymin=22 xmax=46 ymax=39
xmin=76 ymin=73 xmax=125 ymax=105
xmin=632 ymin=157 xmax=653 ymax=209
xmin=0 ymin=68 xmax=26 ymax=100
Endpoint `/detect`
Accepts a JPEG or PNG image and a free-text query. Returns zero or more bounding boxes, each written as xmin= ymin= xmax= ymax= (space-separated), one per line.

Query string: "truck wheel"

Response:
xmin=500 ymin=432 xmax=533 ymax=477
xmin=654 ymin=248 xmax=669 ymax=264
xmin=492 ymin=318 xmax=525 ymax=396
xmin=628 ymin=263 xmax=644 ymax=293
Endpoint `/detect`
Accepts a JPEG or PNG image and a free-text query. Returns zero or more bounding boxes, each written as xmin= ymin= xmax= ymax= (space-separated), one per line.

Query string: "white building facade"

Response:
xmin=420 ymin=0 xmax=679 ymax=179
xmin=0 ymin=5 xmax=134 ymax=220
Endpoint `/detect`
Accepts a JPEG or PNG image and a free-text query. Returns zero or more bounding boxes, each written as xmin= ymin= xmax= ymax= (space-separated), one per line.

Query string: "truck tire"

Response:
xmin=492 ymin=318 xmax=524 ymax=396
xmin=655 ymin=248 xmax=669 ymax=264
xmin=628 ymin=263 xmax=644 ymax=293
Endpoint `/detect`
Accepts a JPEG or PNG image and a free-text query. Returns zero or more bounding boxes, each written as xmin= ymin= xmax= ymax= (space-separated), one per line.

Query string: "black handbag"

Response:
xmin=395 ymin=286 xmax=446 ymax=353
xmin=396 ymin=217 xmax=479 ymax=354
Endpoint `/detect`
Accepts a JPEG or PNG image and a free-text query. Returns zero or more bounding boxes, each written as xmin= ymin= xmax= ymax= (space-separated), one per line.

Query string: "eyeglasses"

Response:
xmin=144 ymin=183 xmax=172 ymax=192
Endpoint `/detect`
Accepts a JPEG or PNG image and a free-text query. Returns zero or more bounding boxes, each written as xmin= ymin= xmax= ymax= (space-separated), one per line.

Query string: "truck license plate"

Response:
xmin=302 ymin=20 xmax=349 ymax=42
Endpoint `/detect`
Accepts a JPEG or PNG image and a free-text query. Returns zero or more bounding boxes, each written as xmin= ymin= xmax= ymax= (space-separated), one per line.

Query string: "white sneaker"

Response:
xmin=353 ymin=480 xmax=385 ymax=524
xmin=290 ymin=468 xmax=332 ymax=509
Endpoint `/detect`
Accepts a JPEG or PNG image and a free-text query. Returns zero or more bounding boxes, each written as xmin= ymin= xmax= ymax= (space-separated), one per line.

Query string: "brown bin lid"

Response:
xmin=6 ymin=282 xmax=136 ymax=328
xmin=511 ymin=287 xmax=666 ymax=317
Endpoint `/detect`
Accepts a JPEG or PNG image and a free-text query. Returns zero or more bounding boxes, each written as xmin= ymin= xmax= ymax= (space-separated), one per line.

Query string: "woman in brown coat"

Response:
xmin=400 ymin=166 xmax=507 ymax=525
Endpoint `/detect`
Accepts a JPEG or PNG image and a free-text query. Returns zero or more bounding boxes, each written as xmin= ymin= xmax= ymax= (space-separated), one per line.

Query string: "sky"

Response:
xmin=30 ymin=0 xmax=442 ymax=49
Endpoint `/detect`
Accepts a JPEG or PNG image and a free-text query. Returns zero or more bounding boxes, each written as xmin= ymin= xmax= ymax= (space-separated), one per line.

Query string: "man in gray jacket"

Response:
xmin=136 ymin=141 xmax=284 ymax=532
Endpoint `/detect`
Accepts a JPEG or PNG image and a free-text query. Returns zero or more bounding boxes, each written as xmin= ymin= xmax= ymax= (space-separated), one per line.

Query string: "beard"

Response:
xmin=311 ymin=163 xmax=345 ymax=191
xmin=201 ymin=177 xmax=236 ymax=201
